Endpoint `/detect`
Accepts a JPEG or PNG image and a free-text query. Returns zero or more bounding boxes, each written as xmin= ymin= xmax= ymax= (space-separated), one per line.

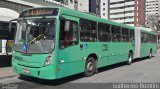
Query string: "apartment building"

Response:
xmin=145 ymin=0 xmax=159 ymax=26
xmin=108 ymin=0 xmax=145 ymax=26
xmin=100 ymin=0 xmax=109 ymax=19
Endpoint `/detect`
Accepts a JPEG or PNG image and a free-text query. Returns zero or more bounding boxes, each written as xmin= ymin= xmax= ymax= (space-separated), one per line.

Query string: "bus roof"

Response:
xmin=20 ymin=6 xmax=157 ymax=36
xmin=21 ymin=6 xmax=135 ymax=30
xmin=58 ymin=7 xmax=135 ymax=29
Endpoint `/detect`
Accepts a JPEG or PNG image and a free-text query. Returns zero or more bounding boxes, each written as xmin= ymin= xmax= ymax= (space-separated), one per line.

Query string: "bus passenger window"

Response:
xmin=59 ymin=20 xmax=78 ymax=49
xmin=80 ymin=19 xmax=97 ymax=42
xmin=98 ymin=23 xmax=111 ymax=42
xmin=129 ymin=30 xmax=134 ymax=42
xmin=122 ymin=28 xmax=129 ymax=42
xmin=111 ymin=25 xmax=121 ymax=42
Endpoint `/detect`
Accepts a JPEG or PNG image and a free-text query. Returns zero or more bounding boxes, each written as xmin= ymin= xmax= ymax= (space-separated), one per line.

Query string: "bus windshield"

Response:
xmin=13 ymin=18 xmax=56 ymax=53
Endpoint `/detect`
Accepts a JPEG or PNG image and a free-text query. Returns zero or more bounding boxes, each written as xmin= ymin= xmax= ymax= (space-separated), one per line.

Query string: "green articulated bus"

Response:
xmin=11 ymin=6 xmax=157 ymax=80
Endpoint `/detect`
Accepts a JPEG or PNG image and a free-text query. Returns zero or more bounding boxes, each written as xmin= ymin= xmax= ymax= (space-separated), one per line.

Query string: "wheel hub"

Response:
xmin=87 ymin=62 xmax=94 ymax=72
xmin=129 ymin=56 xmax=132 ymax=63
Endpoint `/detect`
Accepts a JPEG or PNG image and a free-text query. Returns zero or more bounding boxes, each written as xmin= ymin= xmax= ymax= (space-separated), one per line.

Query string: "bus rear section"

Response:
xmin=134 ymin=27 xmax=157 ymax=58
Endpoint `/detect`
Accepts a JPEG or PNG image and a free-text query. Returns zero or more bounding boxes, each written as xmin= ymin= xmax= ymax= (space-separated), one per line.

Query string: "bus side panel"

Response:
xmin=140 ymin=30 xmax=157 ymax=58
xmin=140 ymin=43 xmax=157 ymax=58
xmin=98 ymin=42 xmax=134 ymax=68
xmin=97 ymin=42 xmax=112 ymax=68
xmin=58 ymin=45 xmax=85 ymax=79
xmin=109 ymin=43 xmax=134 ymax=65
xmin=140 ymin=44 xmax=149 ymax=57
xmin=109 ymin=43 xmax=127 ymax=64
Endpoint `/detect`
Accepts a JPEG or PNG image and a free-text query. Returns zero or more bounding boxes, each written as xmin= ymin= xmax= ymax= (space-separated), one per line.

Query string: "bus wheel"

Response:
xmin=127 ymin=53 xmax=133 ymax=65
xmin=84 ymin=57 xmax=96 ymax=77
xmin=19 ymin=74 xmax=26 ymax=79
xmin=149 ymin=50 xmax=152 ymax=59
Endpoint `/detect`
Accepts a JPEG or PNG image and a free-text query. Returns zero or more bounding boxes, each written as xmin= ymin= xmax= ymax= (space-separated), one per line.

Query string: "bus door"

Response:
xmin=58 ymin=15 xmax=83 ymax=78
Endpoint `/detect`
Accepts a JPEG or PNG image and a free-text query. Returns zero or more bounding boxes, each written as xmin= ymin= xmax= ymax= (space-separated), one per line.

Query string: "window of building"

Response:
xmin=96 ymin=0 xmax=100 ymax=5
xmin=96 ymin=8 xmax=99 ymax=15
xmin=98 ymin=23 xmax=111 ymax=42
xmin=59 ymin=20 xmax=78 ymax=49
xmin=70 ymin=0 xmax=73 ymax=3
xmin=80 ymin=19 xmax=97 ymax=42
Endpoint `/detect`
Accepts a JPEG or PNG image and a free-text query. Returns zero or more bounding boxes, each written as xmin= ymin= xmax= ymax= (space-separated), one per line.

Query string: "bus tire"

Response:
xmin=127 ymin=53 xmax=133 ymax=65
xmin=19 ymin=74 xmax=26 ymax=79
xmin=84 ymin=57 xmax=96 ymax=77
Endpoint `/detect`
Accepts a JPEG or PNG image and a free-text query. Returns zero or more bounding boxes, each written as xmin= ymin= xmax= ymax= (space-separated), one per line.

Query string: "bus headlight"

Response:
xmin=44 ymin=54 xmax=53 ymax=66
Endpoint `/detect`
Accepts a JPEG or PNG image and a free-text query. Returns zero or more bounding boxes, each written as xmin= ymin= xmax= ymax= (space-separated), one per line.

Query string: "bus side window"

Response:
xmin=129 ymin=30 xmax=134 ymax=42
xmin=111 ymin=25 xmax=121 ymax=42
xmin=122 ymin=28 xmax=129 ymax=42
xmin=98 ymin=23 xmax=111 ymax=42
xmin=59 ymin=20 xmax=78 ymax=49
xmin=80 ymin=19 xmax=97 ymax=42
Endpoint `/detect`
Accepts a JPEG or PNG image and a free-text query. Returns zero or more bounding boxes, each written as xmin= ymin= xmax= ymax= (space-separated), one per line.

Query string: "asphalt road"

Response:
xmin=0 ymin=50 xmax=160 ymax=89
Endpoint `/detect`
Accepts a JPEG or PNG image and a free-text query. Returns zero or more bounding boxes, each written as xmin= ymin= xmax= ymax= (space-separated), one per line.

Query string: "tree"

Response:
xmin=146 ymin=14 xmax=160 ymax=31
xmin=156 ymin=20 xmax=160 ymax=31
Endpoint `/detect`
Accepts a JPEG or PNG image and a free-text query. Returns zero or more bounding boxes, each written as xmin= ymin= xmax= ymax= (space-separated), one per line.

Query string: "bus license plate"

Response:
xmin=23 ymin=68 xmax=30 ymax=74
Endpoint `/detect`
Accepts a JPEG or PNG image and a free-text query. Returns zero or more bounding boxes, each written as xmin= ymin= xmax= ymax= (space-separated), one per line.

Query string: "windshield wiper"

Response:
xmin=28 ymin=34 xmax=45 ymax=44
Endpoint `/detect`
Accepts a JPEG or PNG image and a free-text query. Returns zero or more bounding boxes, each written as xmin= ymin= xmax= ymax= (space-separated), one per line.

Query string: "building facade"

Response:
xmin=145 ymin=0 xmax=159 ymax=26
xmin=146 ymin=0 xmax=159 ymax=16
xmin=78 ymin=0 xmax=89 ymax=12
xmin=66 ymin=0 xmax=89 ymax=12
xmin=108 ymin=0 xmax=146 ymax=26
xmin=100 ymin=0 xmax=109 ymax=19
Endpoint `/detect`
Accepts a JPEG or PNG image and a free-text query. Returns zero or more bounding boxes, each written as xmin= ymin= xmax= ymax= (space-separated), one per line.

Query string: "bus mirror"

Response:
xmin=64 ymin=21 xmax=70 ymax=31
xmin=9 ymin=19 xmax=17 ymax=33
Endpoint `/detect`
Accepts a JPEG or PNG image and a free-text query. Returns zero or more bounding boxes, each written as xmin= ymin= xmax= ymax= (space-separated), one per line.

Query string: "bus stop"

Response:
xmin=0 ymin=8 xmax=19 ymax=55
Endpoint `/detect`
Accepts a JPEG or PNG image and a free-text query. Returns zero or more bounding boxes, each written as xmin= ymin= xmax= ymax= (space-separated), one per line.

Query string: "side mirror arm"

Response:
xmin=9 ymin=19 xmax=18 ymax=33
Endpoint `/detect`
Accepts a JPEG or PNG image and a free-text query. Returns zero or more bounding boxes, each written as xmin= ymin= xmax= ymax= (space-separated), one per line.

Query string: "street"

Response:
xmin=0 ymin=50 xmax=160 ymax=89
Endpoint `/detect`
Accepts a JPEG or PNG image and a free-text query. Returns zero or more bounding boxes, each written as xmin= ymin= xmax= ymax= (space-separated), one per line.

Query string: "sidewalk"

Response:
xmin=0 ymin=67 xmax=17 ymax=79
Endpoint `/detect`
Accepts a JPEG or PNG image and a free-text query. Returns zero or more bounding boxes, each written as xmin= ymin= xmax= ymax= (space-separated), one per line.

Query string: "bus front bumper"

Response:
xmin=12 ymin=62 xmax=57 ymax=80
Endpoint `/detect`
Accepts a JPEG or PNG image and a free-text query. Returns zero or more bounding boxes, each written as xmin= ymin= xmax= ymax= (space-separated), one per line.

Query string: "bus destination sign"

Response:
xmin=20 ymin=8 xmax=59 ymax=17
